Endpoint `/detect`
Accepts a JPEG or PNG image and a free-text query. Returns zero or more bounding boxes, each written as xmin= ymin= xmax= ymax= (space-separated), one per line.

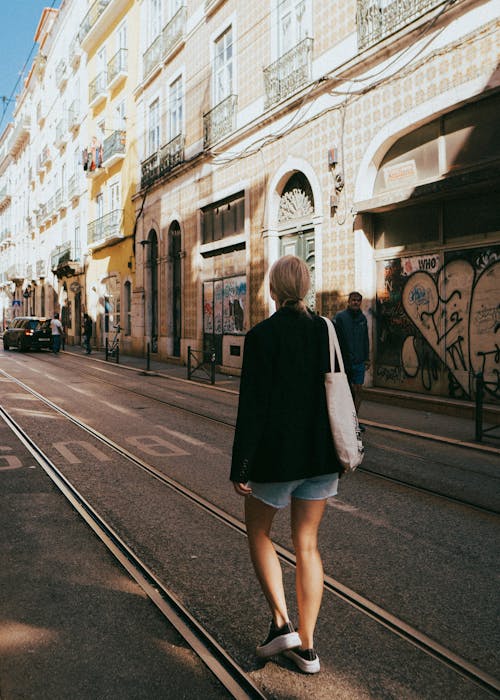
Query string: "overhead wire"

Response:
xmin=0 ymin=0 xmax=60 ymax=131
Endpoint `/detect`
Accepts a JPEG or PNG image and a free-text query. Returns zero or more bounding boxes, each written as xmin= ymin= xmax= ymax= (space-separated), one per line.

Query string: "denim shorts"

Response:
xmin=350 ymin=362 xmax=366 ymax=385
xmin=248 ymin=473 xmax=339 ymax=509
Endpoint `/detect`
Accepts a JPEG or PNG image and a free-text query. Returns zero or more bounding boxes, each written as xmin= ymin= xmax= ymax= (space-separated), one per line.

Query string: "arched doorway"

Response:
xmin=169 ymin=221 xmax=182 ymax=357
xmin=145 ymin=229 xmax=159 ymax=352
xmin=278 ymin=172 xmax=316 ymax=309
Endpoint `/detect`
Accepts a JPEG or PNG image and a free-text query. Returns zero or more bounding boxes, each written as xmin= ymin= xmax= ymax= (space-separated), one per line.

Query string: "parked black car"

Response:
xmin=3 ymin=317 xmax=52 ymax=352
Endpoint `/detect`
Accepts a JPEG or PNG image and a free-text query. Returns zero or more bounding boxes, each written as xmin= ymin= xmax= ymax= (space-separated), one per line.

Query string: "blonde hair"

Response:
xmin=269 ymin=255 xmax=310 ymax=312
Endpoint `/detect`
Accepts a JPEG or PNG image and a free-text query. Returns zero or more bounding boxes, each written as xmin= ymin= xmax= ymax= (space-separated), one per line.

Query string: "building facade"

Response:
xmin=1 ymin=0 xmax=499 ymax=406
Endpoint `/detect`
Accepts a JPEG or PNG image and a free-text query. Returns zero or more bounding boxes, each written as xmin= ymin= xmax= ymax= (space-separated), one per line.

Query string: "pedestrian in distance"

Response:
xmin=82 ymin=313 xmax=93 ymax=354
xmin=333 ymin=292 xmax=370 ymax=423
xmin=230 ymin=255 xmax=341 ymax=675
xmin=50 ymin=312 xmax=64 ymax=354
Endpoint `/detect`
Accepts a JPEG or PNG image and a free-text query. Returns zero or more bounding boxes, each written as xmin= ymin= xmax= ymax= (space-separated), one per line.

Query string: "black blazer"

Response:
xmin=230 ymin=307 xmax=340 ymax=483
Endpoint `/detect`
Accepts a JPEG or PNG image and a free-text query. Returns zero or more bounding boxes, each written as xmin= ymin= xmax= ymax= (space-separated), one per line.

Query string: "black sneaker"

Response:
xmin=256 ymin=621 xmax=301 ymax=658
xmin=283 ymin=647 xmax=320 ymax=673
xmin=358 ymin=423 xmax=366 ymax=432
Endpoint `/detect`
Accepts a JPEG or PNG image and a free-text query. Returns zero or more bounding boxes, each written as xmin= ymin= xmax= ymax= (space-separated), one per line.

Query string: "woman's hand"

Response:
xmin=233 ymin=482 xmax=252 ymax=496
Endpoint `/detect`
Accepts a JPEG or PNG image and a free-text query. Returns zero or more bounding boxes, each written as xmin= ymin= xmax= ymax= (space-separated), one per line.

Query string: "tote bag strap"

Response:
xmin=321 ymin=317 xmax=346 ymax=375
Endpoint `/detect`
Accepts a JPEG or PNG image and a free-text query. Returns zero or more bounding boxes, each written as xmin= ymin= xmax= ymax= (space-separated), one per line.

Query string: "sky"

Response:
xmin=0 ymin=0 xmax=61 ymax=134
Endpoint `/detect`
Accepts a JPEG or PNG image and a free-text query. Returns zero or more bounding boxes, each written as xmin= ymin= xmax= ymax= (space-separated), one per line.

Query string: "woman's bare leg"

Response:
xmin=291 ymin=498 xmax=327 ymax=649
xmin=245 ymin=495 xmax=289 ymax=627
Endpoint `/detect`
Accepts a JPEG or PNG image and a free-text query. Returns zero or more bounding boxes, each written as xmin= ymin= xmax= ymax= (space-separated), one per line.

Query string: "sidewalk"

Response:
xmin=62 ymin=344 xmax=500 ymax=452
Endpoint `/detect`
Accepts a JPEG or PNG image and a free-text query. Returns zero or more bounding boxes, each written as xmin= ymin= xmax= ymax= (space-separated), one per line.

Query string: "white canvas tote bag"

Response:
xmin=322 ymin=317 xmax=364 ymax=473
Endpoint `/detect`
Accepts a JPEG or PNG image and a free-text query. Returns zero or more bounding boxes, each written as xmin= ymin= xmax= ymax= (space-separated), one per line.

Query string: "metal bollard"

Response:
xmin=475 ymin=372 xmax=484 ymax=442
xmin=146 ymin=342 xmax=150 ymax=371
xmin=116 ymin=343 xmax=119 ymax=364
xmin=105 ymin=337 xmax=109 ymax=361
xmin=210 ymin=351 xmax=216 ymax=385
xmin=187 ymin=345 xmax=191 ymax=379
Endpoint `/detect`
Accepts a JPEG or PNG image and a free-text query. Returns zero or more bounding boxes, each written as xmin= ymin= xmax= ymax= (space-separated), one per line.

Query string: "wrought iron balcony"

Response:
xmin=55 ymin=59 xmax=67 ymax=89
xmin=68 ymin=173 xmax=81 ymax=200
xmin=89 ymin=71 xmax=107 ymax=108
xmin=163 ymin=6 xmax=187 ymax=61
xmin=69 ymin=38 xmax=81 ymax=69
xmin=38 ymin=146 xmax=51 ymax=171
xmin=263 ymin=37 xmax=313 ymax=109
xmin=51 ymin=241 xmax=73 ymax=271
xmin=55 ymin=118 xmax=68 ymax=148
xmin=143 ymin=34 xmax=162 ymax=79
xmin=203 ymin=95 xmax=237 ymax=148
xmin=7 ymin=264 xmax=25 ymax=282
xmin=55 ymin=187 xmax=65 ymax=211
xmin=68 ymin=100 xmax=80 ymax=132
xmin=140 ymin=134 xmax=185 ymax=189
xmin=79 ymin=0 xmax=112 ymax=43
xmin=88 ymin=209 xmax=123 ymax=246
xmin=356 ymin=0 xmax=450 ymax=51
xmin=36 ymin=259 xmax=46 ymax=277
xmin=107 ymin=48 xmax=128 ymax=90
xmin=102 ymin=130 xmax=126 ymax=167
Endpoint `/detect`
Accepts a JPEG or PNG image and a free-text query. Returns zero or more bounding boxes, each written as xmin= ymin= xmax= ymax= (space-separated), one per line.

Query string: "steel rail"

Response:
xmin=58 ymin=350 xmax=500 ymax=456
xmin=1 ymin=374 xmax=499 ymax=697
xmin=5 ymin=360 xmax=498 ymax=515
xmin=0 ymin=404 xmax=266 ymax=700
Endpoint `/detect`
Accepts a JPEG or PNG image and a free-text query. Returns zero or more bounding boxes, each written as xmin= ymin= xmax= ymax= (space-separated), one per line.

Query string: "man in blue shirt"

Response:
xmin=334 ymin=292 xmax=370 ymax=422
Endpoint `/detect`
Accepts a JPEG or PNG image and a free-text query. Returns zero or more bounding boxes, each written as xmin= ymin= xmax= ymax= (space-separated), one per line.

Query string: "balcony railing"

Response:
xmin=55 ymin=59 xmax=67 ymax=89
xmin=203 ymin=95 xmax=237 ymax=147
xmin=88 ymin=209 xmax=123 ymax=246
xmin=143 ymin=34 xmax=163 ymax=78
xmin=69 ymin=38 xmax=81 ymax=69
xmin=89 ymin=72 xmax=107 ymax=108
xmin=107 ymin=48 xmax=128 ymax=89
xmin=68 ymin=100 xmax=80 ymax=132
xmin=102 ymin=130 xmax=126 ymax=167
xmin=163 ymin=6 xmax=187 ymax=60
xmin=55 ymin=118 xmax=68 ymax=148
xmin=79 ymin=0 xmax=112 ymax=43
xmin=36 ymin=259 xmax=46 ymax=277
xmin=7 ymin=264 xmax=25 ymax=281
xmin=141 ymin=133 xmax=185 ymax=189
xmin=55 ymin=187 xmax=65 ymax=211
xmin=263 ymin=37 xmax=313 ymax=109
xmin=37 ymin=146 xmax=52 ymax=172
xmin=68 ymin=173 xmax=81 ymax=199
xmin=51 ymin=241 xmax=73 ymax=271
xmin=356 ymin=0 xmax=450 ymax=50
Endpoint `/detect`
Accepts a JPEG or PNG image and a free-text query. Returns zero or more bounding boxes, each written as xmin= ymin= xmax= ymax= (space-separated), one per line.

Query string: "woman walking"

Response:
xmin=230 ymin=255 xmax=341 ymax=674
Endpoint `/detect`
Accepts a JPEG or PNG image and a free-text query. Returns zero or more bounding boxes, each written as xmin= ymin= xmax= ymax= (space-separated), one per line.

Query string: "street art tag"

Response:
xmin=402 ymin=259 xmax=499 ymax=397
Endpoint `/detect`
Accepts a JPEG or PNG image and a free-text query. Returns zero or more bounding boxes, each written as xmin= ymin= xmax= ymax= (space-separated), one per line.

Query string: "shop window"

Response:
xmin=201 ymin=191 xmax=244 ymax=244
xmin=444 ymin=191 xmax=500 ymax=242
xmin=374 ymin=204 xmax=439 ymax=249
xmin=444 ymin=93 xmax=500 ymax=172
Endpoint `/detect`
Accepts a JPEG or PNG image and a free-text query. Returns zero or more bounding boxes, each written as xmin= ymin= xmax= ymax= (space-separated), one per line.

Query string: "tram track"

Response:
xmin=6 ymin=356 xmax=499 ymax=516
xmin=1 ymin=371 xmax=499 ymax=697
xmin=0 ymin=403 xmax=265 ymax=700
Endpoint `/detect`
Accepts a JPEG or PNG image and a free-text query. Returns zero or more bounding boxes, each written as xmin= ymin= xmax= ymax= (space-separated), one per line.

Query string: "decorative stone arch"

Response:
xmin=264 ymin=157 xmax=323 ymax=311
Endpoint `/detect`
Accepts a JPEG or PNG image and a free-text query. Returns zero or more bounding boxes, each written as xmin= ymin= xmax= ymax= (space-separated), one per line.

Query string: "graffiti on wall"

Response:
xmin=376 ymin=246 xmax=500 ymax=402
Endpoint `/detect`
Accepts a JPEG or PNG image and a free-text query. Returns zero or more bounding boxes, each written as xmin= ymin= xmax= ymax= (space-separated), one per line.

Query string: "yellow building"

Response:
xmin=79 ymin=0 xmax=138 ymax=350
